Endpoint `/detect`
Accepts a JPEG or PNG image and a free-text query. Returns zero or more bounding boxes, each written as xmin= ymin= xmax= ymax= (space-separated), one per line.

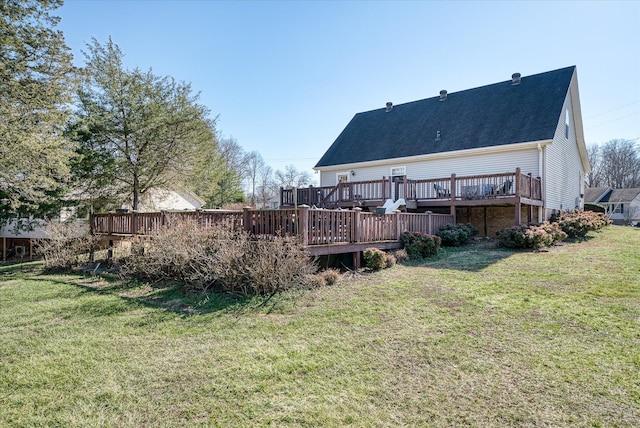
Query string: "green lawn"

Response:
xmin=1 ymin=226 xmax=639 ymax=427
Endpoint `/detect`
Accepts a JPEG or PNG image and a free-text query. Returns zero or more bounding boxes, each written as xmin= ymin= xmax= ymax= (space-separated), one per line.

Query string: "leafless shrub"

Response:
xmin=393 ymin=249 xmax=409 ymax=263
xmin=306 ymin=274 xmax=327 ymax=288
xmin=320 ymin=268 xmax=341 ymax=286
xmin=119 ymin=220 xmax=317 ymax=296
xmin=385 ymin=253 xmax=397 ymax=268
xmin=35 ymin=221 xmax=100 ymax=271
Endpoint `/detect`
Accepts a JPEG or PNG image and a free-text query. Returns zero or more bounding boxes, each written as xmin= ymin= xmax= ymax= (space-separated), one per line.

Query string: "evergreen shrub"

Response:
xmin=437 ymin=223 xmax=479 ymax=246
xmin=399 ymin=231 xmax=441 ymax=259
xmin=363 ymin=247 xmax=387 ymax=271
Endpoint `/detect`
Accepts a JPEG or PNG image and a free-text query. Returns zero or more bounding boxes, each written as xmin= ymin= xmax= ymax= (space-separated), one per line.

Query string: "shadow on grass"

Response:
xmin=0 ymin=260 xmax=42 ymax=276
xmin=2 ymin=262 xmax=265 ymax=317
xmin=71 ymin=275 xmax=261 ymax=316
xmin=405 ymin=241 xmax=517 ymax=271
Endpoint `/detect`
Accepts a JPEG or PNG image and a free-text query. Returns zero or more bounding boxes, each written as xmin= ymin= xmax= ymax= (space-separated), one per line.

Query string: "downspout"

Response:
xmin=538 ymin=142 xmax=545 ymax=222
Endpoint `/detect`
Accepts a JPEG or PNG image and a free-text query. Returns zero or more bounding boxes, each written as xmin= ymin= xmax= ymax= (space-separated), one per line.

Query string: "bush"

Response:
xmin=437 ymin=223 xmax=479 ymax=246
xmin=538 ymin=222 xmax=568 ymax=244
xmin=320 ymin=268 xmax=341 ymax=285
xmin=306 ymin=274 xmax=327 ymax=288
xmin=120 ymin=220 xmax=317 ymax=296
xmin=384 ymin=253 xmax=397 ymax=268
xmin=35 ymin=222 xmax=100 ymax=271
xmin=393 ymin=249 xmax=409 ymax=263
xmin=363 ymin=247 xmax=387 ymax=271
xmin=399 ymin=231 xmax=441 ymax=259
xmin=496 ymin=224 xmax=554 ymax=250
xmin=549 ymin=210 xmax=611 ymax=238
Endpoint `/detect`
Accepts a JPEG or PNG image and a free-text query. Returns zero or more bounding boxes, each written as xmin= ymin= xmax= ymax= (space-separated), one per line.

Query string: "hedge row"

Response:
xmin=497 ymin=210 xmax=611 ymax=250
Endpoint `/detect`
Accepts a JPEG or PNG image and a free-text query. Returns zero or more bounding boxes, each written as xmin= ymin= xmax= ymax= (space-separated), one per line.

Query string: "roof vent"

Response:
xmin=385 ymin=101 xmax=393 ymax=112
xmin=439 ymin=90 xmax=447 ymax=101
xmin=511 ymin=72 xmax=521 ymax=85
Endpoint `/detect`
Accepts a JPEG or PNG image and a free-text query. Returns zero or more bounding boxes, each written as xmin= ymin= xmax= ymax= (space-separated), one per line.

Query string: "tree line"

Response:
xmin=1 ymin=0 xmax=311 ymax=229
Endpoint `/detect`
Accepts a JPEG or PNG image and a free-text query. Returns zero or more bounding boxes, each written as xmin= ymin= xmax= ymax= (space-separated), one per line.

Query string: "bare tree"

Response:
xmin=600 ymin=139 xmax=640 ymax=188
xmin=212 ymin=137 xmax=247 ymax=207
xmin=244 ymin=151 xmax=265 ymax=206
xmin=256 ymin=165 xmax=279 ymax=208
xmin=275 ymin=164 xmax=312 ymax=189
xmin=587 ymin=139 xmax=640 ymax=188
xmin=587 ymin=144 xmax=604 ymax=188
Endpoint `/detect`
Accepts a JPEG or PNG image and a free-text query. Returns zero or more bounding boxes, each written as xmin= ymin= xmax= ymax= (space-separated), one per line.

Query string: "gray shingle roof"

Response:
xmin=315 ymin=66 xmax=576 ymax=168
xmin=585 ymin=187 xmax=640 ymax=203
xmin=609 ymin=188 xmax=640 ymax=203
xmin=584 ymin=187 xmax=610 ymax=203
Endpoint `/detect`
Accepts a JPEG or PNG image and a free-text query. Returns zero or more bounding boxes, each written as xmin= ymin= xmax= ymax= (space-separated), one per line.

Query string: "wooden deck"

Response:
xmin=90 ymin=207 xmax=455 ymax=266
xmin=281 ymin=168 xmax=542 ymax=211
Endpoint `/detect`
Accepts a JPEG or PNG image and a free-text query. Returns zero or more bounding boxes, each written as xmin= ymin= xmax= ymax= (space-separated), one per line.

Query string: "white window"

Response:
xmin=390 ymin=166 xmax=406 ymax=177
xmin=337 ymin=173 xmax=349 ymax=183
xmin=614 ymin=204 xmax=624 ymax=214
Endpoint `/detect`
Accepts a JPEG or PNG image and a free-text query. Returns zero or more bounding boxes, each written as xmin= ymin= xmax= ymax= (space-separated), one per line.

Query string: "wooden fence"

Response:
xmin=91 ymin=207 xmax=455 ymax=247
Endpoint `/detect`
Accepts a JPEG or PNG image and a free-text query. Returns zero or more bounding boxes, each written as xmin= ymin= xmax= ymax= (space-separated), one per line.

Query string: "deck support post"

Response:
xmin=515 ymin=203 xmax=522 ymax=226
xmin=242 ymin=206 xmax=252 ymax=234
xmin=2 ymin=237 xmax=6 ymax=262
xmin=483 ymin=206 xmax=488 ymax=236
xmin=450 ymin=173 xmax=457 ymax=202
xmin=381 ymin=177 xmax=387 ymax=201
xmin=298 ymin=205 xmax=309 ymax=247
xmin=107 ymin=213 xmax=113 ymax=235
xmin=352 ymin=251 xmax=361 ymax=269
xmin=131 ymin=211 xmax=137 ymax=236
xmin=353 ymin=207 xmax=362 ymax=243
xmin=426 ymin=211 xmax=433 ymax=235
xmin=449 ymin=173 xmax=457 ymax=224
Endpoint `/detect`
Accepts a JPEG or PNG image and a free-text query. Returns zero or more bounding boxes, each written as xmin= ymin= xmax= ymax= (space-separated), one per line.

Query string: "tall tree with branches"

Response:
xmin=587 ymin=139 xmax=640 ymax=188
xmin=275 ymin=164 xmax=312 ymax=189
xmin=0 ymin=0 xmax=76 ymax=227
xmin=244 ymin=151 xmax=265 ymax=206
xmin=71 ymin=38 xmax=216 ymax=210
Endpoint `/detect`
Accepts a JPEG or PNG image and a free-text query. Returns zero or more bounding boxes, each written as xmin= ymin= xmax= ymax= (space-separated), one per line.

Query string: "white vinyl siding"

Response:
xmin=544 ymin=80 xmax=585 ymax=212
xmin=319 ymin=147 xmax=539 ymax=187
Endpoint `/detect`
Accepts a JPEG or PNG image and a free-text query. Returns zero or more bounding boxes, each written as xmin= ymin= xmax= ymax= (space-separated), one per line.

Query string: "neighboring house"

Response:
xmin=585 ymin=187 xmax=640 ymax=225
xmin=255 ymin=194 xmax=280 ymax=210
xmin=296 ymin=66 xmax=589 ymax=236
xmin=121 ymin=188 xmax=205 ymax=212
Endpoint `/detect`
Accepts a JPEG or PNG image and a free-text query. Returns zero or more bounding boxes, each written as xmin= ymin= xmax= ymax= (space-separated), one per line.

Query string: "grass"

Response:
xmin=1 ymin=226 xmax=639 ymax=426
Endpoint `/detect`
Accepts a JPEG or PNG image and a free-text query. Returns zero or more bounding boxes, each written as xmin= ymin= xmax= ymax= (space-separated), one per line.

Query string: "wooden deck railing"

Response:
xmin=281 ymin=178 xmax=393 ymax=208
xmin=91 ymin=207 xmax=454 ymax=246
xmin=282 ymin=168 xmax=541 ymax=207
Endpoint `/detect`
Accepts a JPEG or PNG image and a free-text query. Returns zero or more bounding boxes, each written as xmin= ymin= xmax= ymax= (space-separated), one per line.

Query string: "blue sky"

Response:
xmin=57 ymin=1 xmax=640 ymax=178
